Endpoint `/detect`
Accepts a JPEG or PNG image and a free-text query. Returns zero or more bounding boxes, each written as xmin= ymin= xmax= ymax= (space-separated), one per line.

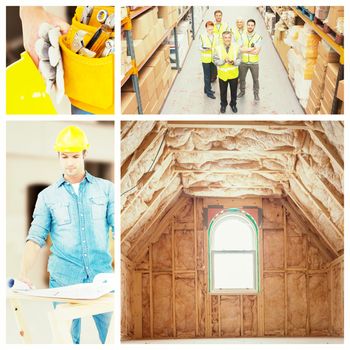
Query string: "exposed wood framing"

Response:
xmin=308 ymin=129 xmax=343 ymax=173
xmin=291 ymin=174 xmax=343 ymax=240
xmin=167 ymin=121 xmax=308 ymax=129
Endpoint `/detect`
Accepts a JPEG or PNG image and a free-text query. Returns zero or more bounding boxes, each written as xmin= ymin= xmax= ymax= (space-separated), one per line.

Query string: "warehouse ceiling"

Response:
xmin=121 ymin=121 xmax=344 ymax=262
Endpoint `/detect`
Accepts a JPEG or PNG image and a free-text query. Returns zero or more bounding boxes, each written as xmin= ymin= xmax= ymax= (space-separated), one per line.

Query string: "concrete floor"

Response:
xmin=161 ymin=6 xmax=304 ymax=115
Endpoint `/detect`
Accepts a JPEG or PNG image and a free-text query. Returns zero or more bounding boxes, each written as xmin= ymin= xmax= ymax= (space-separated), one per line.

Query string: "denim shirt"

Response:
xmin=27 ymin=172 xmax=114 ymax=285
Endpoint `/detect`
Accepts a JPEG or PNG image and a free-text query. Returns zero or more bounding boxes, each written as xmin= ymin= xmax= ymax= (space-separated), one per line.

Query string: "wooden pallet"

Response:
xmin=297 ymin=6 xmax=315 ymax=21
xmin=314 ymin=17 xmax=344 ymax=46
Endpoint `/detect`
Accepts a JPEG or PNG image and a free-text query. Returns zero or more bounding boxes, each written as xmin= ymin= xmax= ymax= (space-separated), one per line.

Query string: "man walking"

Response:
xmin=199 ymin=21 xmax=217 ymax=99
xmin=238 ymin=19 xmax=262 ymax=101
xmin=19 ymin=125 xmax=114 ymax=344
xmin=213 ymin=31 xmax=241 ymax=114
xmin=212 ymin=9 xmax=229 ymax=82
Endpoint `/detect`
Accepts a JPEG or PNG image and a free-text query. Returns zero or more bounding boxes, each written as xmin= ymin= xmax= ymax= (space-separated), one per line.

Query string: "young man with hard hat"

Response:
xmin=213 ymin=31 xmax=241 ymax=114
xmin=211 ymin=9 xmax=229 ymax=82
xmin=19 ymin=125 xmax=114 ymax=344
xmin=238 ymin=19 xmax=262 ymax=101
xmin=199 ymin=21 xmax=218 ymax=99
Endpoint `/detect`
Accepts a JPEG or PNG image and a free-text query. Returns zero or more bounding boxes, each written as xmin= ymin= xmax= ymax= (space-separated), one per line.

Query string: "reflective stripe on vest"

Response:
xmin=217 ymin=44 xmax=239 ymax=81
xmin=200 ymin=34 xmax=215 ymax=63
xmin=242 ymin=32 xmax=261 ymax=63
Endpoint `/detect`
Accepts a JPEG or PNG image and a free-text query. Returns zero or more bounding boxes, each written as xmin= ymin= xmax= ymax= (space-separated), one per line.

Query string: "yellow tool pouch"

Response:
xmin=59 ymin=6 xmax=115 ymax=114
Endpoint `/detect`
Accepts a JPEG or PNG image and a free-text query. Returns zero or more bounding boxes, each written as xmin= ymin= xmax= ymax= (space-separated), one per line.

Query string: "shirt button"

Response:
xmin=84 ymin=254 xmax=87 ymax=257
xmin=82 ymin=240 xmax=86 ymax=243
xmin=81 ymin=214 xmax=83 ymax=217
xmin=82 ymin=227 xmax=85 ymax=230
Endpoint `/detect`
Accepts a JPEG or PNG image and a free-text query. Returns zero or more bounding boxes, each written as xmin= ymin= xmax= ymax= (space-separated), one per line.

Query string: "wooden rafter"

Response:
xmin=131 ymin=195 xmax=189 ymax=263
xmin=167 ymin=121 xmax=308 ymax=129
xmin=284 ymin=192 xmax=339 ymax=258
xmin=308 ymin=129 xmax=343 ymax=173
xmin=281 ymin=197 xmax=336 ymax=261
xmin=121 ymin=173 xmax=179 ymax=244
xmin=297 ymin=155 xmax=343 ymax=209
xmin=122 ymin=152 xmax=174 ymax=215
xmin=121 ymin=128 xmax=166 ymax=180
xmin=291 ymin=174 xmax=343 ymax=240
xmin=127 ymin=187 xmax=183 ymax=262
xmin=172 ymin=148 xmax=300 ymax=155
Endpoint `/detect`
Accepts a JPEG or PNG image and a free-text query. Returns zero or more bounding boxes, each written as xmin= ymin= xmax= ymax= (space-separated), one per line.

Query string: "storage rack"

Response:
xmin=121 ymin=6 xmax=208 ymax=114
xmin=264 ymin=6 xmax=344 ymax=114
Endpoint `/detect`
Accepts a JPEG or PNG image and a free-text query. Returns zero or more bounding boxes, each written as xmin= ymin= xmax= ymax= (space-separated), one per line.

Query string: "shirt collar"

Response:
xmin=55 ymin=171 xmax=94 ymax=188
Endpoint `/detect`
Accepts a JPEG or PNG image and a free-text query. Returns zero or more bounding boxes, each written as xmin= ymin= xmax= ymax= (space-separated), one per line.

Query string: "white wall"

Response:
xmin=6 ymin=121 xmax=114 ymax=343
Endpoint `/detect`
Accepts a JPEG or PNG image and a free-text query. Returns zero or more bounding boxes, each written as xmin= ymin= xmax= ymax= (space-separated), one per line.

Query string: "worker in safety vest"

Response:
xmin=19 ymin=126 xmax=115 ymax=344
xmin=213 ymin=31 xmax=241 ymax=114
xmin=212 ymin=9 xmax=229 ymax=82
xmin=238 ymin=19 xmax=262 ymax=101
xmin=232 ymin=17 xmax=246 ymax=46
xmin=199 ymin=21 xmax=218 ymax=99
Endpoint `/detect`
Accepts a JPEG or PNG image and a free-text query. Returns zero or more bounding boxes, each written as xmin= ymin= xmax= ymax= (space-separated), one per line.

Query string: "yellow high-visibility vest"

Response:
xmin=217 ymin=44 xmax=240 ymax=81
xmin=241 ymin=32 xmax=262 ymax=63
xmin=213 ymin=22 xmax=229 ymax=43
xmin=199 ymin=33 xmax=217 ymax=63
xmin=232 ymin=28 xmax=245 ymax=45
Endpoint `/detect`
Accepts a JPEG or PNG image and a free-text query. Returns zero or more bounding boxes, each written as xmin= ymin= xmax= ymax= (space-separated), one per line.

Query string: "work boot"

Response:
xmin=231 ymin=105 xmax=238 ymax=113
xmin=220 ymin=106 xmax=226 ymax=113
xmin=209 ymin=89 xmax=215 ymax=94
xmin=254 ymin=93 xmax=260 ymax=101
xmin=237 ymin=91 xmax=245 ymax=98
xmin=207 ymin=93 xmax=216 ymax=99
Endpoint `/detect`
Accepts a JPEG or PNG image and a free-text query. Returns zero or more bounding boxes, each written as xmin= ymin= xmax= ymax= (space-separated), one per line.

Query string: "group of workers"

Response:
xmin=199 ymin=9 xmax=262 ymax=113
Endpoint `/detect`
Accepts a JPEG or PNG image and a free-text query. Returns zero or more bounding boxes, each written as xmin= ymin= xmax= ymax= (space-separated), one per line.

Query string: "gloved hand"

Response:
xmin=35 ymin=22 xmax=65 ymax=103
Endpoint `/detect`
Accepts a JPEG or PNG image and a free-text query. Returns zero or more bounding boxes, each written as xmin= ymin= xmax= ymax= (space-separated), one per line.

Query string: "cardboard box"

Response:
xmin=326 ymin=6 xmax=344 ymax=32
xmin=156 ymin=79 xmax=164 ymax=98
xmin=133 ymin=40 xmax=146 ymax=65
xmin=325 ymin=62 xmax=340 ymax=86
xmin=145 ymin=49 xmax=166 ymax=78
xmin=318 ymin=40 xmax=340 ymax=63
xmin=121 ymin=92 xmax=138 ymax=114
xmin=313 ymin=67 xmax=326 ymax=87
xmin=309 ymin=87 xmax=321 ymax=108
xmin=311 ymin=79 xmax=324 ymax=99
xmin=337 ymin=80 xmax=344 ymax=101
xmin=149 ymin=7 xmax=159 ymax=26
xmin=306 ymin=96 xmax=320 ymax=114
xmin=323 ymin=85 xmax=334 ymax=110
xmin=132 ymin=11 xmax=153 ymax=39
xmin=319 ymin=100 xmax=331 ymax=114
xmin=316 ymin=55 xmax=328 ymax=71
xmin=162 ymin=63 xmax=172 ymax=86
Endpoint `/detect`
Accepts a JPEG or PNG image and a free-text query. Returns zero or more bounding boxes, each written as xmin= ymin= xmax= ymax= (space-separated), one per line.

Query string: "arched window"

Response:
xmin=208 ymin=209 xmax=259 ymax=293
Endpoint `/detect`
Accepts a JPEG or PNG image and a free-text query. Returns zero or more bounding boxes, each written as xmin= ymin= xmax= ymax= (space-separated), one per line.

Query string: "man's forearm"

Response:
xmin=19 ymin=240 xmax=41 ymax=282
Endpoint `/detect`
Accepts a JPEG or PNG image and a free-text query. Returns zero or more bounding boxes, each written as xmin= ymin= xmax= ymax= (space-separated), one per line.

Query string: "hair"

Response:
xmin=222 ymin=30 xmax=232 ymax=37
xmin=247 ymin=19 xmax=256 ymax=25
xmin=205 ymin=21 xmax=214 ymax=28
xmin=214 ymin=10 xmax=222 ymax=16
xmin=236 ymin=17 xmax=244 ymax=22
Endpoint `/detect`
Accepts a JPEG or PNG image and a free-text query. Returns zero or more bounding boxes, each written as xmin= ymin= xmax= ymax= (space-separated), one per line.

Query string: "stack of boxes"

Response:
xmin=121 ymin=7 xmax=166 ymax=68
xmin=306 ymin=40 xmax=340 ymax=114
xmin=326 ymin=6 xmax=344 ymax=34
xmin=121 ymin=45 xmax=173 ymax=114
xmin=158 ymin=6 xmax=178 ymax=29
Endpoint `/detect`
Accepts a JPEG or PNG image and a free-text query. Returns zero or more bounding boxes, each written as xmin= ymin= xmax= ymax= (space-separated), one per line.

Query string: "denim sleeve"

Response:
xmin=27 ymin=192 xmax=51 ymax=248
xmin=107 ymin=182 xmax=115 ymax=236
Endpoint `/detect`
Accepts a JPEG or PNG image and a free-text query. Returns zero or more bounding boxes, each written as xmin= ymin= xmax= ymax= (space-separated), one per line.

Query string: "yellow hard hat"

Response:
xmin=54 ymin=126 xmax=90 ymax=152
xmin=6 ymin=52 xmax=57 ymax=114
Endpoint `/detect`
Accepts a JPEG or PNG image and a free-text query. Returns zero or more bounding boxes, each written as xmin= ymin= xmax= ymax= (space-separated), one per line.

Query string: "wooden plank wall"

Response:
xmin=123 ymin=195 xmax=343 ymax=339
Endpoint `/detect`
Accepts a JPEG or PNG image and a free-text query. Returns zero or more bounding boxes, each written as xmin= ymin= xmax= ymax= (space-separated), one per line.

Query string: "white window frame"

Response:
xmin=208 ymin=208 xmax=259 ymax=294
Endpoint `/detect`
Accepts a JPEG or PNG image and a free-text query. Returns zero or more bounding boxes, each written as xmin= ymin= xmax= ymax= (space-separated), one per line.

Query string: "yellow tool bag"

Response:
xmin=59 ymin=6 xmax=115 ymax=114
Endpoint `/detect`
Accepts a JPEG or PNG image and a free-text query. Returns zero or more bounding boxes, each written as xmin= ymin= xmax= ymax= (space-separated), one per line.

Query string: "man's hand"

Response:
xmin=20 ymin=6 xmax=69 ymax=67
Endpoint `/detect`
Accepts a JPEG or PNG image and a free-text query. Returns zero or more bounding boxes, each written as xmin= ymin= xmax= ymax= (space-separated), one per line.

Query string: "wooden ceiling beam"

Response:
xmin=167 ymin=121 xmax=308 ymax=129
xmin=308 ymin=129 xmax=343 ymax=173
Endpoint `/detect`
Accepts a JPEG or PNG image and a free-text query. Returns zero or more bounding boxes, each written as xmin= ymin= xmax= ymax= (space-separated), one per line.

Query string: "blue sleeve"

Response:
xmin=107 ymin=182 xmax=115 ymax=237
xmin=26 ymin=192 xmax=51 ymax=248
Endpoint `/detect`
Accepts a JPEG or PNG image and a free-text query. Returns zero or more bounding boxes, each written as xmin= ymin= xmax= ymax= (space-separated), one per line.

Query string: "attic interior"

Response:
xmin=120 ymin=121 xmax=344 ymax=341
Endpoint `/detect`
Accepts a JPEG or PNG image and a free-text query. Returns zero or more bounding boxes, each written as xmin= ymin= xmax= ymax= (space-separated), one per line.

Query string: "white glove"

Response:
xmin=35 ymin=22 xmax=65 ymax=103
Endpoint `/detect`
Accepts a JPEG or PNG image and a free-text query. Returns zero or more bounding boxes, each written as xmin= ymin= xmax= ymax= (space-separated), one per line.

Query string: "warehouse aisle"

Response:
xmin=162 ymin=6 xmax=304 ymax=114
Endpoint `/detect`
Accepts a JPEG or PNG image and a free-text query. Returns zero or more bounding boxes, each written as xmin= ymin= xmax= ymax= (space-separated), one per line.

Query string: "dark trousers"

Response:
xmin=211 ymin=63 xmax=217 ymax=80
xmin=219 ymin=77 xmax=238 ymax=108
xmin=202 ymin=62 xmax=214 ymax=94
xmin=239 ymin=63 xmax=260 ymax=94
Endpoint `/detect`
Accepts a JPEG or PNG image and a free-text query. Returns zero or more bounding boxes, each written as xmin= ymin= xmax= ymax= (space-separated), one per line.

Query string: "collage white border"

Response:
xmin=0 ymin=0 xmax=348 ymax=349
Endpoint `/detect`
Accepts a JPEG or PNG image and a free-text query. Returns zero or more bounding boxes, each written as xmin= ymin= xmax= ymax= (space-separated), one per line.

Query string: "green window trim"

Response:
xmin=208 ymin=208 xmax=260 ymax=294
